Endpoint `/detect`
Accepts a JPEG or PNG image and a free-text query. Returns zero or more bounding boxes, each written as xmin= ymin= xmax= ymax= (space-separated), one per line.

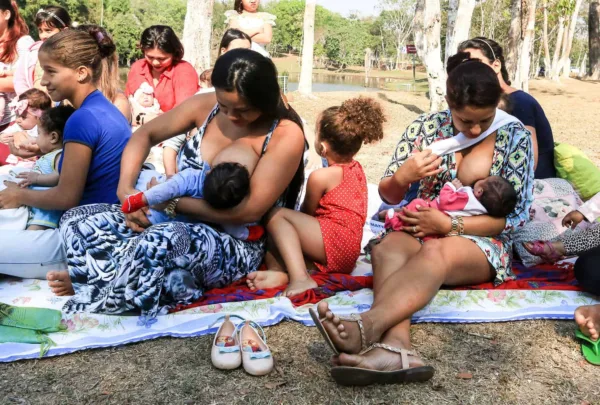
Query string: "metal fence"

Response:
xmin=278 ymin=75 xmax=288 ymax=94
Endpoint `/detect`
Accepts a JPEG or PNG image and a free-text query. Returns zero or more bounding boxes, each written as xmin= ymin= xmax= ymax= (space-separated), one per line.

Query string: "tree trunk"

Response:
xmin=445 ymin=0 xmax=458 ymax=63
xmin=559 ymin=0 xmax=584 ymax=78
xmin=182 ymin=0 xmax=215 ymax=73
xmin=590 ymin=2 xmax=600 ymax=79
xmin=515 ymin=0 xmax=537 ymax=91
xmin=414 ymin=0 xmax=447 ymax=112
xmin=505 ymin=0 xmax=522 ymax=83
xmin=578 ymin=53 xmax=587 ymax=77
xmin=550 ymin=16 xmax=566 ymax=80
xmin=542 ymin=0 xmax=551 ymax=76
xmin=298 ymin=0 xmax=316 ymax=96
xmin=444 ymin=0 xmax=476 ymax=66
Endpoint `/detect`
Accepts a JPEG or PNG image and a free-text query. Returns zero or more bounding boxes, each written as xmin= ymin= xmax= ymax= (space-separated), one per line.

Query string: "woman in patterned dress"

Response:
xmin=48 ymin=49 xmax=306 ymax=322
xmin=312 ymin=55 xmax=534 ymax=385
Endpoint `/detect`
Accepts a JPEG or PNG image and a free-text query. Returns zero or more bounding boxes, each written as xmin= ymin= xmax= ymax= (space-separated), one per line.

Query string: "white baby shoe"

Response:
xmin=237 ymin=320 xmax=274 ymax=376
xmin=210 ymin=314 xmax=244 ymax=370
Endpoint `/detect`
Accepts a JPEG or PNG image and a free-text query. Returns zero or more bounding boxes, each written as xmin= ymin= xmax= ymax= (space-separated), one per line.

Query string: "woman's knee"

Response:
xmin=418 ymin=239 xmax=450 ymax=274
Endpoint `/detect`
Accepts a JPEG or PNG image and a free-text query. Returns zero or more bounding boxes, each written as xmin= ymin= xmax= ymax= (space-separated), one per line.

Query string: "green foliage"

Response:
xmin=265 ymin=0 xmax=305 ymax=53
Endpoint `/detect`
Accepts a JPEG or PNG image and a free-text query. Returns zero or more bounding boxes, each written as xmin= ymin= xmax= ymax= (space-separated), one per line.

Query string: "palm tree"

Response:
xmin=298 ymin=0 xmax=317 ymax=96
xmin=182 ymin=0 xmax=215 ymax=73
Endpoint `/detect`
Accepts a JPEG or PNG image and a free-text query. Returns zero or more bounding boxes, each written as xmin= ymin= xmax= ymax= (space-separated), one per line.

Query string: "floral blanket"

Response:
xmin=1 ymin=184 xmax=599 ymax=362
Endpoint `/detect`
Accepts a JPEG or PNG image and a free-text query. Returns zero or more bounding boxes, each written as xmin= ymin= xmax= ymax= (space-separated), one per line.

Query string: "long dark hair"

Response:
xmin=139 ymin=25 xmax=184 ymax=64
xmin=218 ymin=28 xmax=251 ymax=57
xmin=212 ymin=48 xmax=305 ymax=209
xmin=35 ymin=5 xmax=72 ymax=30
xmin=234 ymin=0 xmax=244 ymax=13
xmin=457 ymin=37 xmax=511 ymax=85
xmin=446 ymin=52 xmax=502 ymax=110
xmin=0 ymin=0 xmax=29 ymax=63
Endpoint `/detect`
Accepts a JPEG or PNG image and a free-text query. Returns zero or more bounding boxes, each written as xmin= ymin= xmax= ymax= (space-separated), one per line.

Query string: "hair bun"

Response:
xmin=338 ymin=97 xmax=386 ymax=144
xmin=77 ymin=24 xmax=116 ymax=59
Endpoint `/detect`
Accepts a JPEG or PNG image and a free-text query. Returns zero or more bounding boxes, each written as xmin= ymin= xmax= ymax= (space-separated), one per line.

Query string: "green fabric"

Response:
xmin=0 ymin=303 xmax=65 ymax=333
xmin=554 ymin=143 xmax=600 ymax=201
xmin=575 ymin=329 xmax=600 ymax=366
xmin=0 ymin=303 xmax=64 ymax=357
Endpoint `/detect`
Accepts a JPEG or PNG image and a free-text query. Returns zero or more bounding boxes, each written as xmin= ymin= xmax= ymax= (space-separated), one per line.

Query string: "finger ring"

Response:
xmin=412 ymin=226 xmax=417 ymax=233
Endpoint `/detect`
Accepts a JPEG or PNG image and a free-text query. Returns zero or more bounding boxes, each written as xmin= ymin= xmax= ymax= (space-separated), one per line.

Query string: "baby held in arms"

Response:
xmin=385 ymin=176 xmax=518 ymax=239
xmin=122 ymin=139 xmax=264 ymax=241
xmin=130 ymin=82 xmax=162 ymax=129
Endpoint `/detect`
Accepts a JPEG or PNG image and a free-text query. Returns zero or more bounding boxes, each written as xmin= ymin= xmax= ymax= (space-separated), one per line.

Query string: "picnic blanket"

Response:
xmin=1 ymin=184 xmax=599 ymax=361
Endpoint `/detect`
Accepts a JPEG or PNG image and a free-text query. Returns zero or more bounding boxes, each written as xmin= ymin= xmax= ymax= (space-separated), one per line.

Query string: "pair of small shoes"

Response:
xmin=211 ymin=314 xmax=274 ymax=376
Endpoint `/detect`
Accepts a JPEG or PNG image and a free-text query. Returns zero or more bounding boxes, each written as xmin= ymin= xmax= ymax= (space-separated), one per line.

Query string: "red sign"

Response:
xmin=406 ymin=44 xmax=417 ymax=54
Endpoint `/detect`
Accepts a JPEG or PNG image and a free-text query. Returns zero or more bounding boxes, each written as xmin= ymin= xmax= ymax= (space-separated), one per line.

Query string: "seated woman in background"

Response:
xmin=0 ymin=26 xmax=131 ymax=280
xmin=13 ymin=6 xmax=71 ymax=96
xmin=311 ymin=54 xmax=534 ymax=386
xmin=162 ymin=28 xmax=252 ymax=176
xmin=126 ymin=25 xmax=199 ymax=115
xmin=458 ymin=37 xmax=556 ymax=179
xmin=226 ymin=0 xmax=275 ymax=57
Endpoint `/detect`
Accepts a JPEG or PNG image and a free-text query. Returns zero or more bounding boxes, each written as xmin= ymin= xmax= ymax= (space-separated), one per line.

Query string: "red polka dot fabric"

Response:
xmin=315 ymin=160 xmax=367 ymax=274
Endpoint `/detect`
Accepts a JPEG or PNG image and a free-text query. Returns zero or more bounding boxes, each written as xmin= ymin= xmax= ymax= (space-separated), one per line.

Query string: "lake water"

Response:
xmin=284 ymin=72 xmax=414 ymax=93
xmin=119 ymin=70 xmax=415 ymax=93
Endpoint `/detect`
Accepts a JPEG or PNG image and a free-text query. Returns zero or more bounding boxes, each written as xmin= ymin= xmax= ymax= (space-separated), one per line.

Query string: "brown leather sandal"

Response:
xmin=330 ymin=343 xmax=435 ymax=386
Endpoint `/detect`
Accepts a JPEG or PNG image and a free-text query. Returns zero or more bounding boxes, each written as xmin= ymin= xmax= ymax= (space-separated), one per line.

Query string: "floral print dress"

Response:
xmin=382 ymin=110 xmax=534 ymax=286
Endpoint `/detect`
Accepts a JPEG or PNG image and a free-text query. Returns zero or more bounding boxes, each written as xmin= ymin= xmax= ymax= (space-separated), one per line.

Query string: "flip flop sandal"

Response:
xmin=524 ymin=240 xmax=564 ymax=263
xmin=330 ymin=343 xmax=435 ymax=386
xmin=575 ymin=329 xmax=600 ymax=366
xmin=309 ymin=308 xmax=371 ymax=355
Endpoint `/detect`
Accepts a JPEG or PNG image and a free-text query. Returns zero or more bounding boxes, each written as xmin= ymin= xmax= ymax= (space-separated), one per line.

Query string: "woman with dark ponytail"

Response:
xmin=458 ymin=37 xmax=557 ymax=179
xmin=0 ymin=26 xmax=131 ymax=280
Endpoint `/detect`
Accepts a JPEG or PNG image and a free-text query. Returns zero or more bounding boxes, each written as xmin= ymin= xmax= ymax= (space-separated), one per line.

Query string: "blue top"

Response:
xmin=59 ymin=90 xmax=131 ymax=205
xmin=508 ymin=90 xmax=556 ymax=179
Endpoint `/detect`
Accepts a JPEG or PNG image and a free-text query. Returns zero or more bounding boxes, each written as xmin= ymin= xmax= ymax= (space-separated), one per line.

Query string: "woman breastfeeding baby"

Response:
xmin=44 ymin=49 xmax=306 ymax=323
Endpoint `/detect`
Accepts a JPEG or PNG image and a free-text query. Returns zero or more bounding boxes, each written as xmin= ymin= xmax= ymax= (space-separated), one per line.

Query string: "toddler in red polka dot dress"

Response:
xmin=246 ymin=97 xmax=386 ymax=297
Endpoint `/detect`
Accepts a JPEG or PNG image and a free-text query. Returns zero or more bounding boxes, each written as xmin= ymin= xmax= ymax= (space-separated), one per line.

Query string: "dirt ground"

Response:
xmin=1 ymin=78 xmax=600 ymax=405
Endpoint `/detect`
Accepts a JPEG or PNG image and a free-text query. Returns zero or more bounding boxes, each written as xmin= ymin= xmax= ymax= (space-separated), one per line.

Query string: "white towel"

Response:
xmin=0 ymin=170 xmax=29 ymax=230
xmin=427 ymin=109 xmax=521 ymax=156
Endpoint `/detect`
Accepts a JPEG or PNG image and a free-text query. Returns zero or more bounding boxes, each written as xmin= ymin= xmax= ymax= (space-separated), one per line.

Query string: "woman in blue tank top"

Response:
xmin=0 ymin=26 xmax=131 ymax=279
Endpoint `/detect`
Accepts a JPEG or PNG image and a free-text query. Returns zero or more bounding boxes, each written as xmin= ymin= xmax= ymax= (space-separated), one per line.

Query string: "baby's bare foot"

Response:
xmin=46 ymin=271 xmax=74 ymax=296
xmin=246 ymin=270 xmax=289 ymax=291
xmin=284 ymin=276 xmax=317 ymax=297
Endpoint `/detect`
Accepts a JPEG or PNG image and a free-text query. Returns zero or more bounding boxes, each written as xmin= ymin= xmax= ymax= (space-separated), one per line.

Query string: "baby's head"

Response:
xmin=199 ymin=69 xmax=213 ymax=89
xmin=316 ymin=97 xmax=385 ymax=163
xmin=203 ymin=162 xmax=250 ymax=209
xmin=134 ymin=82 xmax=155 ymax=108
xmin=13 ymin=89 xmax=52 ymax=130
xmin=473 ymin=175 xmax=517 ymax=218
xmin=497 ymin=93 xmax=513 ymax=113
xmin=36 ymin=105 xmax=76 ymax=154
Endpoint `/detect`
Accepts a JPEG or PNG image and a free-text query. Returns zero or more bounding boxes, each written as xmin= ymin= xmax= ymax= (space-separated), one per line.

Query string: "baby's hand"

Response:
xmin=451 ymin=178 xmax=463 ymax=189
xmin=13 ymin=131 xmax=33 ymax=149
xmin=562 ymin=210 xmax=585 ymax=229
xmin=0 ymin=131 xmax=13 ymax=144
xmin=16 ymin=171 xmax=39 ymax=188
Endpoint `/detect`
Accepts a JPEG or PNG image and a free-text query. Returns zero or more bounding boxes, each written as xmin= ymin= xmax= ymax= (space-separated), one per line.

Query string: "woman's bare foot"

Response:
xmin=46 ymin=271 xmax=74 ymax=296
xmin=316 ymin=301 xmax=377 ymax=354
xmin=575 ymin=304 xmax=600 ymax=341
xmin=284 ymin=276 xmax=317 ymax=297
xmin=246 ymin=270 xmax=289 ymax=291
